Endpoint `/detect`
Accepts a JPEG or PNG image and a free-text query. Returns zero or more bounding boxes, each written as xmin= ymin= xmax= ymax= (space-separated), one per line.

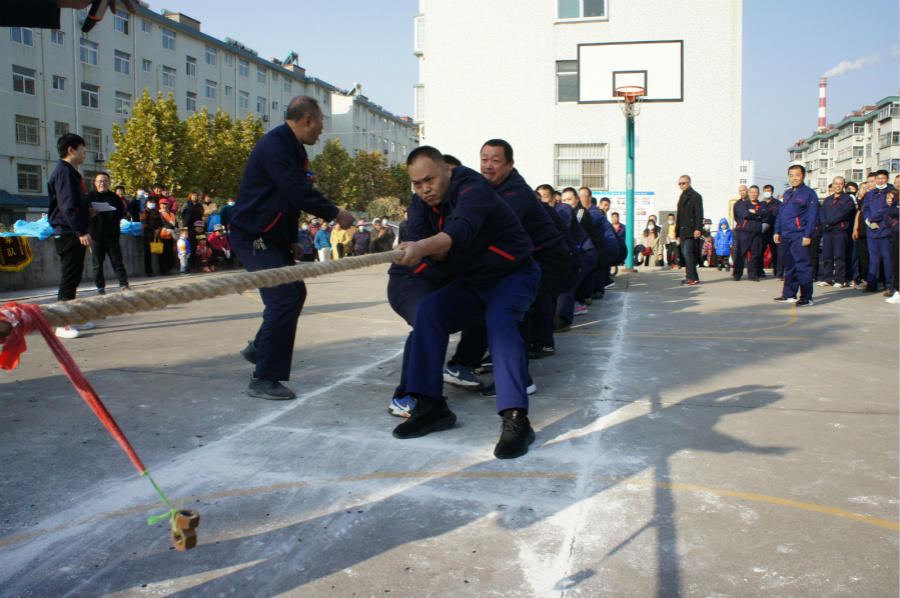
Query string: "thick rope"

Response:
xmin=24 ymin=250 xmax=403 ymax=330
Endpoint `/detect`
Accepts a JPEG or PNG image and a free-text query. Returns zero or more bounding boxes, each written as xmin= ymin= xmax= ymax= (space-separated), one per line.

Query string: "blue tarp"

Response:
xmin=0 ymin=216 xmax=142 ymax=240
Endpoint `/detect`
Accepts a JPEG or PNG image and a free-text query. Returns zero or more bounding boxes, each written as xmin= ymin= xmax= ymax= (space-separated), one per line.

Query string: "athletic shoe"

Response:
xmin=861 ymin=287 xmax=880 ymax=294
xmin=97 ymin=288 xmax=106 ymax=295
xmin=389 ymin=395 xmax=417 ymax=418
xmin=247 ymin=375 xmax=296 ymax=400
xmin=816 ymin=281 xmax=829 ymax=287
xmin=392 ymin=397 xmax=456 ymax=439
xmin=749 ymin=277 xmax=759 ymax=282
xmin=605 ymin=281 xmax=617 ymax=290
xmin=494 ymin=409 xmax=535 ymax=459
xmin=775 ymin=277 xmax=784 ymax=281
xmin=120 ymin=284 xmax=132 ymax=291
xmin=833 ymin=282 xmax=845 ymax=288
xmin=732 ymin=276 xmax=740 ymax=281
xmin=884 ymin=289 xmax=895 ymax=298
xmin=480 ymin=380 xmax=537 ymax=398
xmin=443 ymin=365 xmax=483 ymax=389
xmin=583 ymin=297 xmax=593 ymax=306
xmin=773 ymin=296 xmax=797 ymax=303
xmin=574 ymin=303 xmax=588 ymax=316
xmin=553 ymin=317 xmax=571 ymax=333
xmin=240 ymin=340 xmax=258 ymax=364
xmin=528 ymin=345 xmax=556 ymax=359
xmin=55 ymin=326 xmax=82 ymax=339
xmin=72 ymin=321 xmax=95 ymax=331
xmin=886 ymin=292 xmax=900 ymax=304
xmin=685 ymin=280 xmax=699 ymax=286
xmin=797 ymin=298 xmax=814 ymax=307
xmin=848 ymin=281 xmax=858 ymax=288
xmin=472 ymin=356 xmax=493 ymax=375
xmin=590 ymin=291 xmax=605 ymax=300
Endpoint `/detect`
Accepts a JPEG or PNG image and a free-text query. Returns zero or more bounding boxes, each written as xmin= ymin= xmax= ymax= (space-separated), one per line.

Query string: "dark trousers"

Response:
xmin=300 ymin=253 xmax=315 ymax=262
xmin=536 ymin=254 xmax=580 ymax=346
xmin=820 ymin=231 xmax=849 ymax=284
xmin=666 ymin=242 xmax=680 ymax=267
xmin=143 ymin=243 xmax=166 ymax=275
xmin=892 ymin=236 xmax=899 ymax=293
xmin=867 ymin=236 xmax=893 ymax=290
xmin=733 ymin=231 xmax=761 ymax=279
xmin=761 ymin=231 xmax=780 ymax=276
xmin=387 ymin=273 xmax=442 ymax=399
xmin=55 ymin=234 xmax=87 ymax=302
xmin=92 ymin=239 xmax=129 ymax=289
xmin=856 ymin=234 xmax=870 ymax=283
xmin=407 ymin=262 xmax=540 ymax=412
xmin=556 ymin=249 xmax=596 ymax=324
xmin=780 ymin=236 xmax=813 ymax=300
xmin=680 ymin=236 xmax=699 ymax=281
xmin=232 ymin=232 xmax=306 ymax=381
xmin=809 ymin=236 xmax=822 ymax=281
xmin=848 ymin=237 xmax=859 ymax=281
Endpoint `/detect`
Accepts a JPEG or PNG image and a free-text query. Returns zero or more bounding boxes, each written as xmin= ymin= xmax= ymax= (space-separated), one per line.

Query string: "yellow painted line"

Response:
xmin=2 ymin=470 xmax=894 ymax=548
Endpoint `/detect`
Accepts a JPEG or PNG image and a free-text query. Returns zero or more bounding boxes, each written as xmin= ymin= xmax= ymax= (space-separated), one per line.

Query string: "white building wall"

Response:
xmin=738 ymin=160 xmax=755 ymax=187
xmin=416 ymin=0 xmax=742 ymax=229
xmin=330 ymin=92 xmax=418 ymax=165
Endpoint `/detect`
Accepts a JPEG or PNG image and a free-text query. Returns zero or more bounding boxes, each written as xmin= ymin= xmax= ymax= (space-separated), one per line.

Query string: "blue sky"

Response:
xmin=178 ymin=0 xmax=897 ymax=190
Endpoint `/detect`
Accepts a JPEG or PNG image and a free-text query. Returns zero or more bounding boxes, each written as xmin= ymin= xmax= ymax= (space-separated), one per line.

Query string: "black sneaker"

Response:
xmin=552 ymin=317 xmax=571 ymax=333
xmin=481 ymin=379 xmax=537 ymax=398
xmin=749 ymin=277 xmax=759 ymax=282
xmin=494 ymin=409 xmax=535 ymax=459
xmin=240 ymin=340 xmax=258 ymax=364
xmin=528 ymin=345 xmax=556 ymax=359
xmin=247 ymin=374 xmax=296 ymax=400
xmin=393 ymin=397 xmax=457 ymax=439
xmin=97 ymin=288 xmax=106 ymax=295
xmin=732 ymin=276 xmax=741 ymax=281
xmin=797 ymin=298 xmax=814 ymax=307
xmin=472 ymin=355 xmax=493 ymax=375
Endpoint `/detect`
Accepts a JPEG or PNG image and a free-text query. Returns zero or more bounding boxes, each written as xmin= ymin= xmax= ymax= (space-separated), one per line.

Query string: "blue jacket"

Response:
xmin=862 ymin=184 xmax=897 ymax=240
xmin=555 ymin=203 xmax=592 ymax=254
xmin=776 ymin=184 xmax=819 ymax=238
xmin=495 ymin=171 xmax=565 ymax=253
xmin=761 ymin=198 xmax=782 ymax=228
xmin=232 ymin=124 xmax=339 ymax=246
xmin=733 ymin=199 xmax=763 ymax=234
xmin=406 ymin=165 xmax=534 ymax=286
xmin=388 ymin=195 xmax=452 ymax=285
xmin=714 ymin=219 xmax=733 ymax=256
xmin=48 ymin=160 xmax=90 ymax=237
xmin=819 ymin=193 xmax=854 ymax=233
xmin=314 ymin=228 xmax=332 ymax=249
xmin=589 ymin=206 xmax=621 ymax=254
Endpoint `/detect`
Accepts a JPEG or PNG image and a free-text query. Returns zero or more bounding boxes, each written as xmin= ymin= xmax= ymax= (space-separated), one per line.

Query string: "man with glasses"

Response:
xmin=87 ymin=172 xmax=130 ymax=294
xmin=675 ymin=175 xmax=704 ymax=285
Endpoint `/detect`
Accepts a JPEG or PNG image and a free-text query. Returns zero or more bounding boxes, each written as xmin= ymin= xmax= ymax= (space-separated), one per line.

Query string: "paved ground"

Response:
xmin=0 ymin=264 xmax=897 ymax=598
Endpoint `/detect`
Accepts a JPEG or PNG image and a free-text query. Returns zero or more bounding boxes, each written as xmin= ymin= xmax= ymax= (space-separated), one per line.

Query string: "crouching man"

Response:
xmin=394 ymin=146 xmax=540 ymax=459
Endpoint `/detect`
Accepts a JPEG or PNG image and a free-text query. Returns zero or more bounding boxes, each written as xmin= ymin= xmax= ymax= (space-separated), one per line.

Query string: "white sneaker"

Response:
xmin=605 ymin=281 xmax=617 ymax=289
xmin=886 ymin=292 xmax=900 ymax=304
xmin=832 ymin=283 xmax=843 ymax=288
xmin=816 ymin=281 xmax=829 ymax=287
xmin=55 ymin=326 xmax=82 ymax=339
xmin=72 ymin=321 xmax=95 ymax=331
xmin=785 ymin=297 xmax=799 ymax=303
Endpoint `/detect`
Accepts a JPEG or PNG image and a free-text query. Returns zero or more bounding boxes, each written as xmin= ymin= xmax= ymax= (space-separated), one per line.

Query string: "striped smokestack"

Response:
xmin=818 ymin=78 xmax=827 ymax=131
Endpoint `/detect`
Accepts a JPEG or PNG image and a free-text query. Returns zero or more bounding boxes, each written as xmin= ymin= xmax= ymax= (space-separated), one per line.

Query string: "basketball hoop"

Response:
xmin=616 ymin=86 xmax=645 ymax=118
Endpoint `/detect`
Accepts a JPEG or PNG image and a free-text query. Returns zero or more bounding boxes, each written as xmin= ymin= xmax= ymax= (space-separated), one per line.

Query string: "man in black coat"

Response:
xmin=675 ymin=175 xmax=704 ymax=285
xmin=87 ymin=173 xmax=130 ymax=294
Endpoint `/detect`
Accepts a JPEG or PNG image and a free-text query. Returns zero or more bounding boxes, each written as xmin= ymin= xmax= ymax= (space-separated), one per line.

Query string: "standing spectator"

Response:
xmin=48 ymin=133 xmax=96 ymax=338
xmin=886 ymin=183 xmax=899 ymax=303
xmin=176 ymin=228 xmax=191 ymax=275
xmin=760 ymin=184 xmax=783 ymax=279
xmin=315 ymin=222 xmax=332 ymax=261
xmin=203 ymin=193 xmax=220 ymax=230
xmin=817 ymin=176 xmax=854 ymax=288
xmin=308 ymin=218 xmax=321 ymax=240
xmin=861 ymin=170 xmax=896 ymax=295
xmin=732 ymin=184 xmax=764 ymax=281
xmin=219 ymin=196 xmax=236 ymax=231
xmin=189 ymin=220 xmax=206 ymax=271
xmin=164 ymin=185 xmax=178 ymax=217
xmin=297 ymin=221 xmax=315 ymax=262
xmin=180 ymin=192 xmax=204 ymax=231
xmin=87 ymin=173 xmax=130 ymax=294
xmin=331 ymin=222 xmax=352 ymax=259
xmin=129 ymin=186 xmax=147 ymax=223
xmin=714 ymin=218 xmax=734 ymax=270
xmin=371 ymin=219 xmax=396 ymax=253
xmin=140 ymin=194 xmax=164 ymax=277
xmin=853 ymin=185 xmax=872 ymax=288
xmin=148 ymin=182 xmax=166 ymax=206
xmin=157 ymin=199 xmax=177 ymax=275
xmin=609 ymin=211 xmax=628 ymax=274
xmin=675 ymin=175 xmax=704 ymax=285
xmin=207 ymin=224 xmax=234 ymax=268
xmin=844 ymin=182 xmax=860 ymax=286
xmin=660 ymin=213 xmax=678 ymax=268
xmin=353 ymin=221 xmax=371 ymax=255
xmin=642 ymin=219 xmax=663 ymax=267
xmin=113 ymin=185 xmax=129 ymax=219
xmin=774 ymin=164 xmax=818 ymax=306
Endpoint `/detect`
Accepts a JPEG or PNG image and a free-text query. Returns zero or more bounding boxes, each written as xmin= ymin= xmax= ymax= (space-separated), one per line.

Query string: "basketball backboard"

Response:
xmin=577 ymin=40 xmax=684 ymax=103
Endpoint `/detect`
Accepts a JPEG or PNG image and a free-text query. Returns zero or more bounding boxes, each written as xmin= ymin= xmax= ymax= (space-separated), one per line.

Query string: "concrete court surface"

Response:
xmin=0 ymin=264 xmax=897 ymax=598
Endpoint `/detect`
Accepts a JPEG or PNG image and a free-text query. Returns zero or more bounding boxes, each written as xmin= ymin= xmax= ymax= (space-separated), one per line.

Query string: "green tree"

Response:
xmin=354 ymin=150 xmax=391 ymax=208
xmin=385 ymin=162 xmax=413 ymax=207
xmin=309 ymin=139 xmax=362 ymax=210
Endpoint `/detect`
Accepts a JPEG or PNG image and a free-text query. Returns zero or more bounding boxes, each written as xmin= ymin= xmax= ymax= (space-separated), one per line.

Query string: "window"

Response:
xmin=554 ymin=143 xmax=608 ymax=189
xmin=114 ymin=12 xmax=129 ymax=34
xmin=51 ymin=30 xmax=64 ymax=45
xmin=224 ymin=53 xmax=233 ymax=66
xmin=52 ymin=75 xmax=66 ymax=91
xmin=257 ymin=96 xmax=266 ymax=114
xmin=817 ymin=178 xmax=827 ymax=189
xmin=851 ymin=169 xmax=864 ymax=181
xmin=238 ymin=59 xmax=249 ymax=77
xmin=283 ymin=79 xmax=292 ymax=93
xmin=414 ymin=86 xmax=425 ymax=121
xmin=79 ymin=39 xmax=99 ymax=65
xmin=115 ymin=91 xmax=131 ymax=115
xmin=852 ymin=122 xmax=865 ymax=134
xmin=239 ymin=91 xmax=249 ymax=109
xmin=225 ymin=85 xmax=233 ymax=97
xmin=162 ymin=66 xmax=176 ymax=87
xmin=13 ymin=66 xmax=36 ymax=95
xmin=10 ymin=27 xmax=34 ymax=46
xmin=114 ymin=50 xmax=131 ymax=74
xmin=54 ymin=122 xmax=69 ymax=137
xmin=877 ymin=103 xmax=899 ymax=121
xmin=402 ymin=145 xmax=407 ymax=155
xmin=82 ymin=126 xmax=101 ymax=151
xmin=205 ymin=45 xmax=217 ymax=66
xmin=391 ymin=141 xmax=396 ymax=153
xmin=557 ymin=61 xmax=578 ymax=102
xmin=141 ymin=19 xmax=152 ymax=33
xmin=414 ymin=15 xmax=424 ymax=53
xmin=740 ymin=165 xmax=748 ymax=172
xmin=17 ymin=164 xmax=41 ymax=193
xmin=80 ymin=83 xmax=99 ymax=108
xmin=557 ymin=0 xmax=606 ymax=20
xmin=370 ymin=133 xmax=375 ymax=148
xmin=142 ymin=59 xmax=152 ymax=72
xmin=272 ymin=73 xmax=278 ymax=81
xmin=15 ymin=115 xmax=40 ymax=145
xmin=272 ymin=100 xmax=278 ymax=112
xmin=186 ymin=91 xmax=197 ymax=112
xmin=739 ymin=178 xmax=747 ymax=185
xmin=257 ymin=66 xmax=266 ymax=83
xmin=206 ymin=80 xmax=217 ymax=99
xmin=186 ymin=56 xmax=196 ymax=77
xmin=162 ymin=28 xmax=175 ymax=51
xmin=852 ymin=146 xmax=865 ymax=157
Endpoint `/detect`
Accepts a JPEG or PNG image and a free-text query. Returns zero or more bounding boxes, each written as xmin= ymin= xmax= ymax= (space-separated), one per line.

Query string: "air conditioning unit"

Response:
xmin=262 ymin=114 xmax=269 ymax=122
xmin=96 ymin=152 xmax=106 ymax=161
xmin=819 ymin=168 xmax=826 ymax=174
xmin=855 ymin=158 xmax=863 ymax=163
xmin=821 ymin=150 xmax=828 ymax=155
xmin=855 ymin=136 xmax=863 ymax=142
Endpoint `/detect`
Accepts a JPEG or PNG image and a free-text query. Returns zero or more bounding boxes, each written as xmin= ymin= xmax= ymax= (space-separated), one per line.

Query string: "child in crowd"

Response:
xmin=714 ymin=217 xmax=733 ymax=271
xmin=195 ymin=235 xmax=213 ymax=272
xmin=176 ymin=228 xmax=191 ymax=276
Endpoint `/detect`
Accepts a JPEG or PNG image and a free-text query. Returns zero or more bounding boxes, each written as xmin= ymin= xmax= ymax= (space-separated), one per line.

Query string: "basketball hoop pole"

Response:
xmin=624 ymin=111 xmax=636 ymax=270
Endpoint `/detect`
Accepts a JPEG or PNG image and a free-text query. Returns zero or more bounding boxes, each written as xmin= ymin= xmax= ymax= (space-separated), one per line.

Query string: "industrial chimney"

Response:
xmin=818 ymin=78 xmax=827 ymax=131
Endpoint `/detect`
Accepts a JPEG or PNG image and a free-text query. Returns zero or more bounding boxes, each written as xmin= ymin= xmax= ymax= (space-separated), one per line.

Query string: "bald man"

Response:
xmin=732 ymin=184 xmax=764 ymax=281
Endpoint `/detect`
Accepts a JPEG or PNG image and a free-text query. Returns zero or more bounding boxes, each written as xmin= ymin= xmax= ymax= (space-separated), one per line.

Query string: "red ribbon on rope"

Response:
xmin=0 ymin=302 xmax=147 ymax=474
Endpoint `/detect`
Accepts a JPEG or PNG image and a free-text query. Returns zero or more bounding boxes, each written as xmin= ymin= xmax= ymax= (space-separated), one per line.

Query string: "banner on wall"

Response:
xmin=592 ymin=191 xmax=656 ymax=240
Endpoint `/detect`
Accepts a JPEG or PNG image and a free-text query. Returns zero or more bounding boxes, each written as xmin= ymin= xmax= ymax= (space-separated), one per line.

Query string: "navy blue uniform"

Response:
xmin=775 ymin=184 xmax=819 ymax=300
xmin=232 ymin=124 xmax=340 ymax=382
xmin=760 ymin=198 xmax=783 ymax=276
xmin=555 ymin=202 xmax=596 ymax=323
xmin=405 ymin=165 xmax=539 ymax=413
xmin=732 ymin=198 xmax=763 ymax=279
xmin=48 ymin=159 xmax=90 ymax=302
xmin=819 ymin=192 xmax=854 ymax=285
xmin=862 ymin=184 xmax=896 ymax=291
